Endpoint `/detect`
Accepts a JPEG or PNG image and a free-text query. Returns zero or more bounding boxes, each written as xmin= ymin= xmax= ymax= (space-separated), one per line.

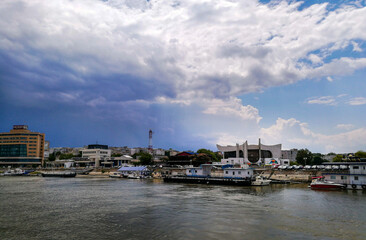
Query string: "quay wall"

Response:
xmin=259 ymin=170 xmax=321 ymax=182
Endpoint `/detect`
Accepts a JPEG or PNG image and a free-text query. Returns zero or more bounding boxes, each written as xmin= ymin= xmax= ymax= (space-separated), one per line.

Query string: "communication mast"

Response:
xmin=148 ymin=129 xmax=153 ymax=153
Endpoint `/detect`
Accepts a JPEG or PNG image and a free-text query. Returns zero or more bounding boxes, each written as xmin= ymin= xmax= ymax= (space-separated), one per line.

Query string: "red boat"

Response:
xmin=309 ymin=176 xmax=345 ymax=190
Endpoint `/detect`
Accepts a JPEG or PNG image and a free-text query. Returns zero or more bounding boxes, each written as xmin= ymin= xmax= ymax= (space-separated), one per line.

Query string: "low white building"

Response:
xmin=186 ymin=164 xmax=213 ymax=177
xmin=323 ymin=162 xmax=366 ymax=190
xmin=223 ymin=168 xmax=253 ymax=179
xmin=81 ymin=144 xmax=111 ymax=167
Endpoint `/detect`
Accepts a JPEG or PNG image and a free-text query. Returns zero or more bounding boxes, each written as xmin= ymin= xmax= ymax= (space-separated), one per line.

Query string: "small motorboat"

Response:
xmin=309 ymin=176 xmax=345 ymax=190
xmin=109 ymin=172 xmax=123 ymax=178
xmin=127 ymin=173 xmax=140 ymax=179
xmin=251 ymin=176 xmax=271 ymax=186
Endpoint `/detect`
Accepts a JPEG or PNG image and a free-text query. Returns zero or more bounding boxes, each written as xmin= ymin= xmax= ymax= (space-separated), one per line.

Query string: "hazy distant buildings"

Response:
xmin=281 ymin=149 xmax=298 ymax=163
xmin=0 ymin=125 xmax=45 ymax=167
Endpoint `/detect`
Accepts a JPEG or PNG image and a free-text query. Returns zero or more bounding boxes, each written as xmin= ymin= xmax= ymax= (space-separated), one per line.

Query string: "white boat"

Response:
xmin=3 ymin=168 xmax=26 ymax=176
xmin=309 ymin=177 xmax=345 ymax=190
xmin=109 ymin=172 xmax=123 ymax=178
xmin=251 ymin=176 xmax=271 ymax=186
xmin=127 ymin=173 xmax=140 ymax=179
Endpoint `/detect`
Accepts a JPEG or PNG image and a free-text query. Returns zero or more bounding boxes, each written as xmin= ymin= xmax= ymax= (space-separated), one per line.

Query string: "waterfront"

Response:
xmin=1 ymin=177 xmax=365 ymax=240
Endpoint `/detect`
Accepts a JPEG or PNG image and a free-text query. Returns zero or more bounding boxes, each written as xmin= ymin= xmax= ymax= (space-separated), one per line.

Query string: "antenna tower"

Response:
xmin=148 ymin=129 xmax=153 ymax=153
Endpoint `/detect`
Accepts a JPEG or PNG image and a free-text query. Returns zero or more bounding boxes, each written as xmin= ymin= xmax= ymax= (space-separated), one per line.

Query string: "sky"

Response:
xmin=1 ymin=0 xmax=366 ymax=153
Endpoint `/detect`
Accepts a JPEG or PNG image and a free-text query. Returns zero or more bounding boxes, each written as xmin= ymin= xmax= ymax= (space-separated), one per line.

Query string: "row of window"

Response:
xmin=331 ymin=176 xmax=359 ymax=180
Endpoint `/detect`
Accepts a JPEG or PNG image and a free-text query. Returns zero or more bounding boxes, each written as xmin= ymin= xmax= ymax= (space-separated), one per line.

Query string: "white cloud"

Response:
xmin=351 ymin=41 xmax=363 ymax=52
xmin=348 ymin=97 xmax=366 ymax=105
xmin=336 ymin=124 xmax=355 ymax=130
xmin=307 ymin=96 xmax=336 ymax=105
xmin=260 ymin=118 xmax=366 ymax=153
xmin=1 ymin=0 xmax=366 ymax=106
xmin=202 ymin=98 xmax=262 ymax=123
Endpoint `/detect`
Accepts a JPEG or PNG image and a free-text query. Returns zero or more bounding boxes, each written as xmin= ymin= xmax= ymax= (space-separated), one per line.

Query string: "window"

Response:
xmin=195 ymin=170 xmax=197 ymax=173
xmin=331 ymin=176 xmax=336 ymax=180
xmin=341 ymin=176 xmax=347 ymax=180
xmin=189 ymin=170 xmax=191 ymax=173
xmin=238 ymin=171 xmax=241 ymax=174
xmin=354 ymin=176 xmax=359 ymax=180
xmin=353 ymin=166 xmax=359 ymax=169
xmin=233 ymin=172 xmax=235 ymax=175
xmin=225 ymin=171 xmax=228 ymax=174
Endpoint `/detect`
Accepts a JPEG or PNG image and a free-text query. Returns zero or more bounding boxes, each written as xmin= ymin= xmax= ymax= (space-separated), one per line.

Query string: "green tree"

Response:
xmin=59 ymin=153 xmax=74 ymax=160
xmin=197 ymin=149 xmax=218 ymax=162
xmin=112 ymin=153 xmax=122 ymax=157
xmin=192 ymin=153 xmax=211 ymax=167
xmin=312 ymin=153 xmax=324 ymax=165
xmin=355 ymin=151 xmax=366 ymax=158
xmin=333 ymin=154 xmax=343 ymax=162
xmin=139 ymin=152 xmax=153 ymax=165
xmin=296 ymin=149 xmax=313 ymax=165
xmin=48 ymin=153 xmax=56 ymax=161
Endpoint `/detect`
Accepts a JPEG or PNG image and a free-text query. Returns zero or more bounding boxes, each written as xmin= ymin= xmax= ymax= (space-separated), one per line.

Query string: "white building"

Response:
xmin=323 ymin=162 xmax=366 ymax=190
xmin=186 ymin=164 xmax=213 ymax=177
xmin=81 ymin=144 xmax=111 ymax=167
xmin=223 ymin=168 xmax=253 ymax=179
xmin=217 ymin=139 xmax=282 ymax=165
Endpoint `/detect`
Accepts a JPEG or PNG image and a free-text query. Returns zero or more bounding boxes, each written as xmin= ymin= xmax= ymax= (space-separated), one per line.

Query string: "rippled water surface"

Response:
xmin=1 ymin=177 xmax=365 ymax=240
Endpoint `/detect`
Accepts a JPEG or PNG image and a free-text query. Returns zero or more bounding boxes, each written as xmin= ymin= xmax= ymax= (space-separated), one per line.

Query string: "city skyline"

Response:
xmin=1 ymin=0 xmax=366 ymax=153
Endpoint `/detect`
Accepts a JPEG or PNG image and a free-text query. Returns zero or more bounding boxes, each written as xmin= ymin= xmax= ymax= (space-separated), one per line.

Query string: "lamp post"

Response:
xmin=304 ymin=157 xmax=307 ymax=166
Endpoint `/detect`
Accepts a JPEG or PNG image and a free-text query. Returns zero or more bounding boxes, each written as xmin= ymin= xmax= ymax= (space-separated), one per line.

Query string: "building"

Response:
xmin=217 ymin=139 xmax=282 ymax=165
xmin=322 ymin=162 xmax=366 ymax=190
xmin=281 ymin=149 xmax=298 ymax=162
xmin=0 ymin=125 xmax=45 ymax=167
xmin=81 ymin=144 xmax=111 ymax=167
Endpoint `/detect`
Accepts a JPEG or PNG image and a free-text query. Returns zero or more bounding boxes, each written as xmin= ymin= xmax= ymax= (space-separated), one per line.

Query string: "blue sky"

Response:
xmin=1 ymin=0 xmax=366 ymax=153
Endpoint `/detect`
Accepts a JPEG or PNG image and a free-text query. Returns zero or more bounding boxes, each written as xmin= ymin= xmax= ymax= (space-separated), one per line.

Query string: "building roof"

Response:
xmin=117 ymin=166 xmax=147 ymax=171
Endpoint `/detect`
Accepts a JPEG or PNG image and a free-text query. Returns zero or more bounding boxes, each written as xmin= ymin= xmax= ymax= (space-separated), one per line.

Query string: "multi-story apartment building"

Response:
xmin=0 ymin=125 xmax=45 ymax=167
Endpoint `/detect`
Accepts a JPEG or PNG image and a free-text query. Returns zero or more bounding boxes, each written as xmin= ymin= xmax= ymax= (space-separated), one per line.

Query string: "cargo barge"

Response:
xmin=163 ymin=176 xmax=252 ymax=186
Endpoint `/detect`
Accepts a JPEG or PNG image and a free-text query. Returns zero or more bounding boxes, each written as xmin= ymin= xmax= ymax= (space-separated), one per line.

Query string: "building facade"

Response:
xmin=81 ymin=144 xmax=111 ymax=167
xmin=217 ymin=139 xmax=282 ymax=165
xmin=0 ymin=125 xmax=45 ymax=167
xmin=323 ymin=162 xmax=366 ymax=190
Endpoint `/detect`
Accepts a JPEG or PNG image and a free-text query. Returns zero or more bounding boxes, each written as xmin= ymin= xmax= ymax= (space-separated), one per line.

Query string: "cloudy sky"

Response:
xmin=1 ymin=0 xmax=366 ymax=153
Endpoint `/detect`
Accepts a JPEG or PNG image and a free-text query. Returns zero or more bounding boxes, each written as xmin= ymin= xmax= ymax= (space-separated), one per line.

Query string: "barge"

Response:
xmin=41 ymin=171 xmax=76 ymax=178
xmin=163 ymin=176 xmax=252 ymax=186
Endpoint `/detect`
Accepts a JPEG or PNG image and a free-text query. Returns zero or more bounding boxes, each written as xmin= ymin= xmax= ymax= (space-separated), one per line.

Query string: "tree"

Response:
xmin=48 ymin=153 xmax=56 ymax=161
xmin=333 ymin=154 xmax=343 ymax=162
xmin=296 ymin=149 xmax=313 ymax=165
xmin=355 ymin=151 xmax=366 ymax=158
xmin=112 ymin=153 xmax=122 ymax=157
xmin=312 ymin=153 xmax=324 ymax=165
xmin=59 ymin=153 xmax=74 ymax=160
xmin=139 ymin=152 xmax=153 ymax=165
xmin=197 ymin=149 xmax=218 ymax=162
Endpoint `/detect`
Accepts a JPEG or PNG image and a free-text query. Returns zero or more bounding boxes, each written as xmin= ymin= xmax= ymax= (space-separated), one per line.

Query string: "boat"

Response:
xmin=309 ymin=176 xmax=345 ymax=190
xmin=3 ymin=168 xmax=26 ymax=176
xmin=41 ymin=171 xmax=76 ymax=178
xmin=251 ymin=176 xmax=271 ymax=186
xmin=127 ymin=173 xmax=140 ymax=179
xmin=109 ymin=172 xmax=123 ymax=178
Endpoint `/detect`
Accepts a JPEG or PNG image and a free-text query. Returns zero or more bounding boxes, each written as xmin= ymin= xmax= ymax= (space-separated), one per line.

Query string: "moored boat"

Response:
xmin=309 ymin=176 xmax=345 ymax=190
xmin=41 ymin=171 xmax=76 ymax=178
xmin=109 ymin=172 xmax=123 ymax=178
xmin=251 ymin=176 xmax=271 ymax=186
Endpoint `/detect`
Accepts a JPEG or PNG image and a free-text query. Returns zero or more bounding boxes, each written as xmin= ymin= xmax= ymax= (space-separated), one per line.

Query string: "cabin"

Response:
xmin=223 ymin=168 xmax=253 ymax=179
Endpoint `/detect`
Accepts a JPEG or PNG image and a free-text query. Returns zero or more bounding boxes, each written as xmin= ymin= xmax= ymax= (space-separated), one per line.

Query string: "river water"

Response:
xmin=0 ymin=176 xmax=365 ymax=240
